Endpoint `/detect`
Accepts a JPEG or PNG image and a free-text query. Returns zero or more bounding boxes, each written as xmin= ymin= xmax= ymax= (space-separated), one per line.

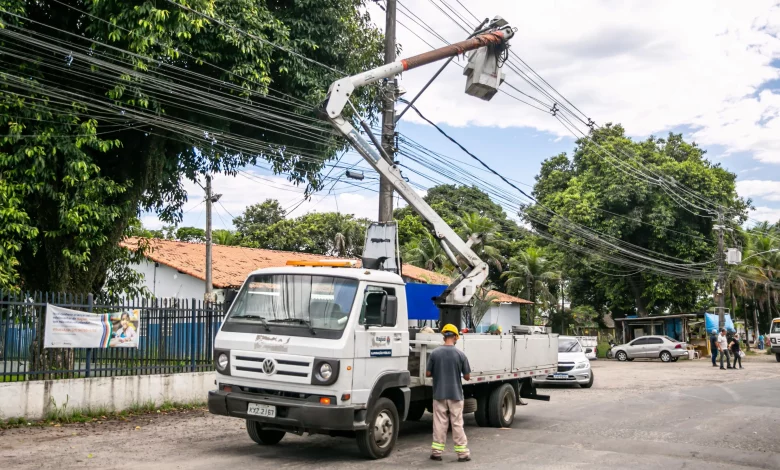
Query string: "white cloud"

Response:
xmin=736 ymin=179 xmax=780 ymax=201
xmin=748 ymin=205 xmax=780 ymax=223
xmin=366 ymin=1 xmax=780 ymax=164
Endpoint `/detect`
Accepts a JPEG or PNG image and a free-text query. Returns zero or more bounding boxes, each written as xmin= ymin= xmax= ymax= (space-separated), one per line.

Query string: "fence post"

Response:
xmin=85 ymin=293 xmax=94 ymax=378
xmin=191 ymin=299 xmax=197 ymax=372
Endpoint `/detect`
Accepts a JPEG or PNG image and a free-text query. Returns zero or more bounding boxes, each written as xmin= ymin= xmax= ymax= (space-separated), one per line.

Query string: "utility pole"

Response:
xmin=204 ymin=175 xmax=221 ymax=302
xmin=715 ymin=210 xmax=726 ymax=329
xmin=378 ymin=0 xmax=397 ymax=222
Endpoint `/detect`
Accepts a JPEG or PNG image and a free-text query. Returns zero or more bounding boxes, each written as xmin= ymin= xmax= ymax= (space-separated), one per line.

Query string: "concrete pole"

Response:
xmin=716 ymin=211 xmax=725 ymax=329
xmin=205 ymin=175 xmax=213 ymax=301
xmin=378 ymin=0 xmax=397 ymax=222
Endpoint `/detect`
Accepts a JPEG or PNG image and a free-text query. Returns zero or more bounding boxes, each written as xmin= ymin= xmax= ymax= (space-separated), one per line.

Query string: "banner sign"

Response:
xmin=44 ymin=304 xmax=140 ymax=349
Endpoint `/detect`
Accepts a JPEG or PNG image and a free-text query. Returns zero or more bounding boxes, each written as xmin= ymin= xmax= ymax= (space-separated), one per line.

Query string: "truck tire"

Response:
xmin=356 ymin=397 xmax=399 ymax=460
xmin=246 ymin=420 xmax=285 ymax=445
xmin=487 ymin=383 xmax=516 ymax=428
xmin=776 ymin=353 xmax=780 ymax=362
xmin=474 ymin=390 xmax=490 ymax=427
xmin=406 ymin=401 xmax=426 ymax=421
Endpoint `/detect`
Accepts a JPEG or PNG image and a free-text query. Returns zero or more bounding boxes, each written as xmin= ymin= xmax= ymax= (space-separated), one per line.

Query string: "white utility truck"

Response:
xmin=208 ymin=17 xmax=558 ymax=459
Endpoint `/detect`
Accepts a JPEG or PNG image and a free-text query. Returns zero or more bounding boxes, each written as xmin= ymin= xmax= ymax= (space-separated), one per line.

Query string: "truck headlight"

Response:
xmin=217 ymin=353 xmax=229 ymax=371
xmin=319 ymin=363 xmax=333 ymax=380
xmin=311 ymin=359 xmax=340 ymax=385
xmin=214 ymin=349 xmax=231 ymax=375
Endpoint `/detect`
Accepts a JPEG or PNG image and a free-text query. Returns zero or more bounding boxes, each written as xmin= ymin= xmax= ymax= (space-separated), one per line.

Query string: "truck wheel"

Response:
xmin=616 ymin=351 xmax=627 ymax=362
xmin=246 ymin=420 xmax=285 ymax=445
xmin=406 ymin=401 xmax=426 ymax=421
xmin=474 ymin=390 xmax=490 ymax=427
xmin=487 ymin=383 xmax=516 ymax=428
xmin=356 ymin=397 xmax=399 ymax=460
xmin=776 ymin=353 xmax=780 ymax=363
xmin=660 ymin=351 xmax=672 ymax=362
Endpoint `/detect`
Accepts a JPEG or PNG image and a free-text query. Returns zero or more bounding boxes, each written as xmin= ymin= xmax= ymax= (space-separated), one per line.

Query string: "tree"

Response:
xmin=529 ymin=125 xmax=748 ymax=317
xmin=0 ymin=0 xmax=384 ymax=293
xmin=394 ymin=184 xmax=522 ymax=247
xmin=175 ymin=227 xmax=206 ymax=243
xmin=458 ymin=212 xmax=508 ymax=273
xmin=244 ymin=211 xmax=370 ymax=257
xmin=212 ymin=229 xmax=238 ymax=246
xmin=569 ymin=305 xmax=599 ymax=336
xmin=404 ymin=233 xmax=450 ymax=273
xmin=233 ymin=199 xmax=286 ymax=239
xmin=469 ymin=286 xmax=499 ymax=330
xmin=502 ymin=247 xmax=560 ymax=325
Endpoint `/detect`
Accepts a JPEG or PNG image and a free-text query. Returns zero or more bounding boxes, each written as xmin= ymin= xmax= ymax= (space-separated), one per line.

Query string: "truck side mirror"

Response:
xmin=382 ymin=295 xmax=397 ymax=327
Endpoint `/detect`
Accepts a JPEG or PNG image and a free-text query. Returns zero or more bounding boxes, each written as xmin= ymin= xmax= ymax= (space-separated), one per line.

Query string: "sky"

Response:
xmin=142 ymin=0 xmax=780 ymax=231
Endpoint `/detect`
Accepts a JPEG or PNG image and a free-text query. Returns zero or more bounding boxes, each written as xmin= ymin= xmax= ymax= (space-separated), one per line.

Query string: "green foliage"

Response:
xmin=240 ymin=205 xmax=369 ymax=257
xmin=175 ymin=226 xmax=206 ymax=243
xmin=212 ymin=229 xmax=238 ymax=246
xmin=0 ymin=0 xmax=384 ymax=292
xmin=233 ymin=199 xmax=286 ymax=239
xmin=502 ymin=246 xmax=560 ymax=324
xmin=569 ymin=305 xmax=599 ymax=335
xmin=530 ymin=125 xmax=748 ymax=317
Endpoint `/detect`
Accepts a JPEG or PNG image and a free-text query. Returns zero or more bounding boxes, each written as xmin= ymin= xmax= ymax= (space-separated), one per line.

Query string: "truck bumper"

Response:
xmin=208 ymin=390 xmax=364 ymax=432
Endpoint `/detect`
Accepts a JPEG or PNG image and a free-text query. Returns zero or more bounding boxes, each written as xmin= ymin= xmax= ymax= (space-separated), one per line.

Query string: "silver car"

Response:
xmin=610 ymin=335 xmax=688 ymax=363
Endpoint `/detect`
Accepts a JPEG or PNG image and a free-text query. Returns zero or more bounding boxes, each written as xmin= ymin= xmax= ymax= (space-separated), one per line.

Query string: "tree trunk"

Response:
xmin=627 ymin=275 xmax=648 ymax=317
xmin=743 ymin=296 xmax=750 ymax=351
xmin=753 ymin=295 xmax=760 ymax=346
xmin=29 ymin=292 xmax=75 ymax=380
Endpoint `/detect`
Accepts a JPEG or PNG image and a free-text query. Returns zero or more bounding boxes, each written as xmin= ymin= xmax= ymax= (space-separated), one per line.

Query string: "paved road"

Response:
xmin=3 ymin=359 xmax=780 ymax=469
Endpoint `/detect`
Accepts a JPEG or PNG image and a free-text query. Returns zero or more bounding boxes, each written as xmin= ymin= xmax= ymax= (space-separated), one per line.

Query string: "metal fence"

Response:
xmin=0 ymin=291 xmax=225 ymax=382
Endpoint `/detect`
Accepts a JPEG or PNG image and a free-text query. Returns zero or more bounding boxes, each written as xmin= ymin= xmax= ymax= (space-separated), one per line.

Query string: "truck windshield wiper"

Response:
xmin=235 ymin=315 xmax=270 ymax=331
xmin=268 ymin=318 xmax=316 ymax=335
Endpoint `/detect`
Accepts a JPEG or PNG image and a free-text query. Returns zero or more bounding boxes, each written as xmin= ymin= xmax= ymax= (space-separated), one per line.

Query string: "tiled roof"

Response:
xmin=121 ymin=238 xmax=532 ymax=304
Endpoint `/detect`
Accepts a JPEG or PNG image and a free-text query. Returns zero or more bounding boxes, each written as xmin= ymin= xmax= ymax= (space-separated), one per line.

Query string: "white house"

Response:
xmin=121 ymin=238 xmax=532 ymax=326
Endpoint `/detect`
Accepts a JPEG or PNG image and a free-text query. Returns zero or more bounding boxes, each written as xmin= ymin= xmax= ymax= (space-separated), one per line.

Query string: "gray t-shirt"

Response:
xmin=426 ymin=345 xmax=471 ymax=401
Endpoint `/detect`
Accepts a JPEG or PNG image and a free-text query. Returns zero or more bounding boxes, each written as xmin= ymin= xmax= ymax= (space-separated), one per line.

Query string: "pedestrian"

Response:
xmin=709 ymin=329 xmax=718 ymax=367
xmin=426 ymin=323 xmax=471 ymax=462
xmin=717 ymin=328 xmax=732 ymax=370
xmin=730 ymin=332 xmax=743 ymax=369
xmin=758 ymin=333 xmax=765 ymax=350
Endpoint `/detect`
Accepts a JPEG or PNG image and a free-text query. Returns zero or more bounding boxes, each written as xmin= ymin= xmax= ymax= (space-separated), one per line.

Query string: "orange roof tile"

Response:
xmin=121 ymin=238 xmax=532 ymax=304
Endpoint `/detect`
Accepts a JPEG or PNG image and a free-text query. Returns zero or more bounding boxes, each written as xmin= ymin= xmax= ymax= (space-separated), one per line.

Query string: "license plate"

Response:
xmin=552 ymin=373 xmax=568 ymax=379
xmin=247 ymin=403 xmax=276 ymax=418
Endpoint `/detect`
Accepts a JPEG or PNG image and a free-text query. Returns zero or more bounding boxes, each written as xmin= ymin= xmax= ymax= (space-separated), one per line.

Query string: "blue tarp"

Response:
xmin=705 ymin=312 xmax=734 ymax=333
xmin=405 ymin=283 xmax=447 ymax=320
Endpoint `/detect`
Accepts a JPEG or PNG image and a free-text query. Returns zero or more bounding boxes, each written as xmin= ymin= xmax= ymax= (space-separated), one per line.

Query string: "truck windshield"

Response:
xmin=772 ymin=321 xmax=780 ymax=334
xmin=227 ymin=274 xmax=359 ymax=332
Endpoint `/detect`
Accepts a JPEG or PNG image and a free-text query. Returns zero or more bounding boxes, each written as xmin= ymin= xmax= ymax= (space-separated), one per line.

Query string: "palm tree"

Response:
xmin=502 ymin=247 xmax=560 ymax=325
xmin=404 ymin=233 xmax=449 ymax=272
xmin=469 ymin=285 xmax=500 ymax=330
xmin=458 ymin=212 xmax=508 ymax=272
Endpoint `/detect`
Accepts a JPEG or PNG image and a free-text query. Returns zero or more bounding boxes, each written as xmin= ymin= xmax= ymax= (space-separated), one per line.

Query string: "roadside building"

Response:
xmin=120 ymin=238 xmax=531 ymax=328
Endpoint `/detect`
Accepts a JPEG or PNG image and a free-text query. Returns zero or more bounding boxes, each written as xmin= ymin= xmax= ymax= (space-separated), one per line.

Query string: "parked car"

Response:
xmin=533 ymin=336 xmax=594 ymax=388
xmin=575 ymin=335 xmax=598 ymax=360
xmin=610 ymin=335 xmax=688 ymax=363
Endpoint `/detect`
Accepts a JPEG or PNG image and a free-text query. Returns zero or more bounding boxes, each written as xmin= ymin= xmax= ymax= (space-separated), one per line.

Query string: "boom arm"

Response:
xmin=323 ymin=25 xmax=514 ymax=307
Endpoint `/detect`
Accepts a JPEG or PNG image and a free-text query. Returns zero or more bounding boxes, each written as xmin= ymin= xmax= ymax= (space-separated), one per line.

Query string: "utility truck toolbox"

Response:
xmin=208 ymin=15 xmax=557 ymax=460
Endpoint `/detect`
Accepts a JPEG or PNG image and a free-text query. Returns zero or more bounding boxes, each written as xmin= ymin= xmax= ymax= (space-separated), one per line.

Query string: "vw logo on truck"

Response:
xmin=261 ymin=358 xmax=276 ymax=375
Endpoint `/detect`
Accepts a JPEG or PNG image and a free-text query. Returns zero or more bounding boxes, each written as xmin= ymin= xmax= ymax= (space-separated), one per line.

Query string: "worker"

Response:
xmin=487 ymin=324 xmax=502 ymax=335
xmin=426 ymin=323 xmax=472 ymax=462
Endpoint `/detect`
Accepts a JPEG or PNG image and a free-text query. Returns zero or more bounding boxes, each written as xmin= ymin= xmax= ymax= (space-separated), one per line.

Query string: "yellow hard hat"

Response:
xmin=441 ymin=324 xmax=460 ymax=338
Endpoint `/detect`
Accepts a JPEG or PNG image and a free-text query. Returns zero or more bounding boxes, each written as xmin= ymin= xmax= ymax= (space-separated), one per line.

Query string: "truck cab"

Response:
xmin=770 ymin=318 xmax=780 ymax=362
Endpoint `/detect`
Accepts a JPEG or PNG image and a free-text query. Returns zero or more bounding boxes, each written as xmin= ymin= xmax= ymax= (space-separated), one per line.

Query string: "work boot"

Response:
xmin=458 ymin=456 xmax=472 ymax=463
xmin=720 ymin=367 xmax=725 ymax=370
xmin=430 ymin=455 xmax=442 ymax=462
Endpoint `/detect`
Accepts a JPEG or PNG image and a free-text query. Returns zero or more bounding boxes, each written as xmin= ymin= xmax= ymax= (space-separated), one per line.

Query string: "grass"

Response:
xmin=0 ymin=399 xmax=206 ymax=430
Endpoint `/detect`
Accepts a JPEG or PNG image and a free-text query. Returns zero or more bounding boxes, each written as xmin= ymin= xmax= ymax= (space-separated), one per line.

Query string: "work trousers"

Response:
xmin=431 ymin=399 xmax=469 ymax=458
xmin=719 ymin=349 xmax=731 ymax=368
xmin=711 ymin=349 xmax=717 ymax=366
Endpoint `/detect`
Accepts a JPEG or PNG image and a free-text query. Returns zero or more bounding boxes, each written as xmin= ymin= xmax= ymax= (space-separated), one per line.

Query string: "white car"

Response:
xmin=533 ymin=336 xmax=594 ymax=388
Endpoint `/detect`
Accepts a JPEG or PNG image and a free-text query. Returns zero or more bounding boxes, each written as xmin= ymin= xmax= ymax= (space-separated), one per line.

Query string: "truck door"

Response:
xmin=352 ymin=284 xmax=408 ymax=406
